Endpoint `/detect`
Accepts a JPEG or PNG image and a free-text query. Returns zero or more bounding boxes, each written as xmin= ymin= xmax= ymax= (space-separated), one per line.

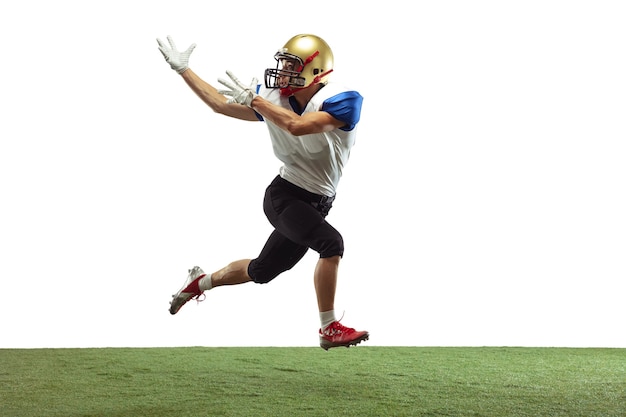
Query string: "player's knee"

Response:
xmin=249 ymin=267 xmax=278 ymax=284
xmin=319 ymin=234 xmax=344 ymax=258
xmin=247 ymin=259 xmax=283 ymax=284
xmin=252 ymin=271 xmax=279 ymax=284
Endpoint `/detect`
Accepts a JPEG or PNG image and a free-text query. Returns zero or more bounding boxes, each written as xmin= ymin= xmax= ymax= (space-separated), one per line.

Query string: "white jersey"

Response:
xmin=257 ymin=83 xmax=363 ymax=196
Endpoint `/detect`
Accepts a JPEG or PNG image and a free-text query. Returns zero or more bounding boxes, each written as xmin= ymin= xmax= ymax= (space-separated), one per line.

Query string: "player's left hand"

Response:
xmin=217 ymin=70 xmax=258 ymax=107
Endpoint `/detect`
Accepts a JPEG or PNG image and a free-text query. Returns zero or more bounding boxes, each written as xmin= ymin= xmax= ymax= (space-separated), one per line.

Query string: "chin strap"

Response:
xmin=280 ymin=68 xmax=334 ymax=97
xmin=279 ymin=50 xmax=334 ymax=97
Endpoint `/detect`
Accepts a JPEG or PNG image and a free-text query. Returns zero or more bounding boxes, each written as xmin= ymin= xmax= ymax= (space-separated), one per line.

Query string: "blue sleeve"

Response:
xmin=321 ymin=91 xmax=363 ymax=131
xmin=254 ymin=84 xmax=265 ymax=121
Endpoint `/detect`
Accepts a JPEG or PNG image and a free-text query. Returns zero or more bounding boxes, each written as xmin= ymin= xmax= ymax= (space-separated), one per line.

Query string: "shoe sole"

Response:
xmin=169 ymin=295 xmax=191 ymax=315
xmin=320 ymin=332 xmax=369 ymax=351
xmin=169 ymin=289 xmax=205 ymax=315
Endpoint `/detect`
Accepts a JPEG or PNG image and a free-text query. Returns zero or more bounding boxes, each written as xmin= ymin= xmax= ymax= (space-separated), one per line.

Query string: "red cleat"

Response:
xmin=319 ymin=321 xmax=369 ymax=350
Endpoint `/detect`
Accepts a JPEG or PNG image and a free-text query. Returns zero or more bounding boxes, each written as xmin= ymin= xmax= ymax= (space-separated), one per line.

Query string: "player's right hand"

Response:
xmin=157 ymin=35 xmax=196 ymax=74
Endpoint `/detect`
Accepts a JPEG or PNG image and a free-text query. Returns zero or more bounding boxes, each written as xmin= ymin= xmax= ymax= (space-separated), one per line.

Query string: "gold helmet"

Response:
xmin=265 ymin=34 xmax=334 ymax=96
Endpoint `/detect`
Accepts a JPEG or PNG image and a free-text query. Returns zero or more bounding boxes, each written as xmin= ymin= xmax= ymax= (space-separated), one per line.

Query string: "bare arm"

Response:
xmin=157 ymin=36 xmax=258 ymax=122
xmin=180 ymin=69 xmax=259 ymax=122
xmin=250 ymin=95 xmax=344 ymax=136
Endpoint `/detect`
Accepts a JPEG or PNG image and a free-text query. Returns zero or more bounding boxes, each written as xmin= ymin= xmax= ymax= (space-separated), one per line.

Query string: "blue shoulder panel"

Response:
xmin=321 ymin=91 xmax=363 ymax=131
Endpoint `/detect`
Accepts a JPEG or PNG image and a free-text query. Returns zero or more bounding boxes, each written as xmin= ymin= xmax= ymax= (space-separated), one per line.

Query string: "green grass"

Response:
xmin=1 ymin=347 xmax=624 ymax=416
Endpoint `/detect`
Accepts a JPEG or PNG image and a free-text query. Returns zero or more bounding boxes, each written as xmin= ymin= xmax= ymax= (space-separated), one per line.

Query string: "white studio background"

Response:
xmin=1 ymin=1 xmax=625 ymax=348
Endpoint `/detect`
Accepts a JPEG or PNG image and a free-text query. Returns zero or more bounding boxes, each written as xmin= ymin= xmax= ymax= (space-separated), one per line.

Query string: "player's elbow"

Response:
xmin=285 ymin=119 xmax=326 ymax=136
xmin=288 ymin=121 xmax=336 ymax=136
xmin=286 ymin=121 xmax=307 ymax=136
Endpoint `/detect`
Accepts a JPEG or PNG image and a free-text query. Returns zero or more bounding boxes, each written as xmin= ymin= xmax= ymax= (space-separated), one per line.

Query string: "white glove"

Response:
xmin=217 ymin=70 xmax=258 ymax=107
xmin=157 ymin=35 xmax=196 ymax=74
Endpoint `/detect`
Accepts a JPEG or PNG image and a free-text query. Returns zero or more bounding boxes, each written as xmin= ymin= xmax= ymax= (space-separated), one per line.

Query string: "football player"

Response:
xmin=157 ymin=34 xmax=368 ymax=350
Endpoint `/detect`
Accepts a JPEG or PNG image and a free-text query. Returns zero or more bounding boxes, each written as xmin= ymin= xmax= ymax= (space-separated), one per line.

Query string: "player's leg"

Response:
xmin=263 ymin=178 xmax=368 ymax=349
xmin=314 ymin=254 xmax=339 ymax=312
xmin=314 ymin=236 xmax=369 ymax=350
xmin=210 ymin=259 xmax=253 ymax=287
xmin=169 ymin=233 xmax=307 ymax=315
xmin=247 ymin=229 xmax=309 ymax=284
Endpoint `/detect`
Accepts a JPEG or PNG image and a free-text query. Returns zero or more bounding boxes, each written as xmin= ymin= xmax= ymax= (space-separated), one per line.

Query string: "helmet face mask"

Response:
xmin=264 ymin=34 xmax=334 ymax=96
xmin=265 ymin=52 xmax=306 ymax=89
